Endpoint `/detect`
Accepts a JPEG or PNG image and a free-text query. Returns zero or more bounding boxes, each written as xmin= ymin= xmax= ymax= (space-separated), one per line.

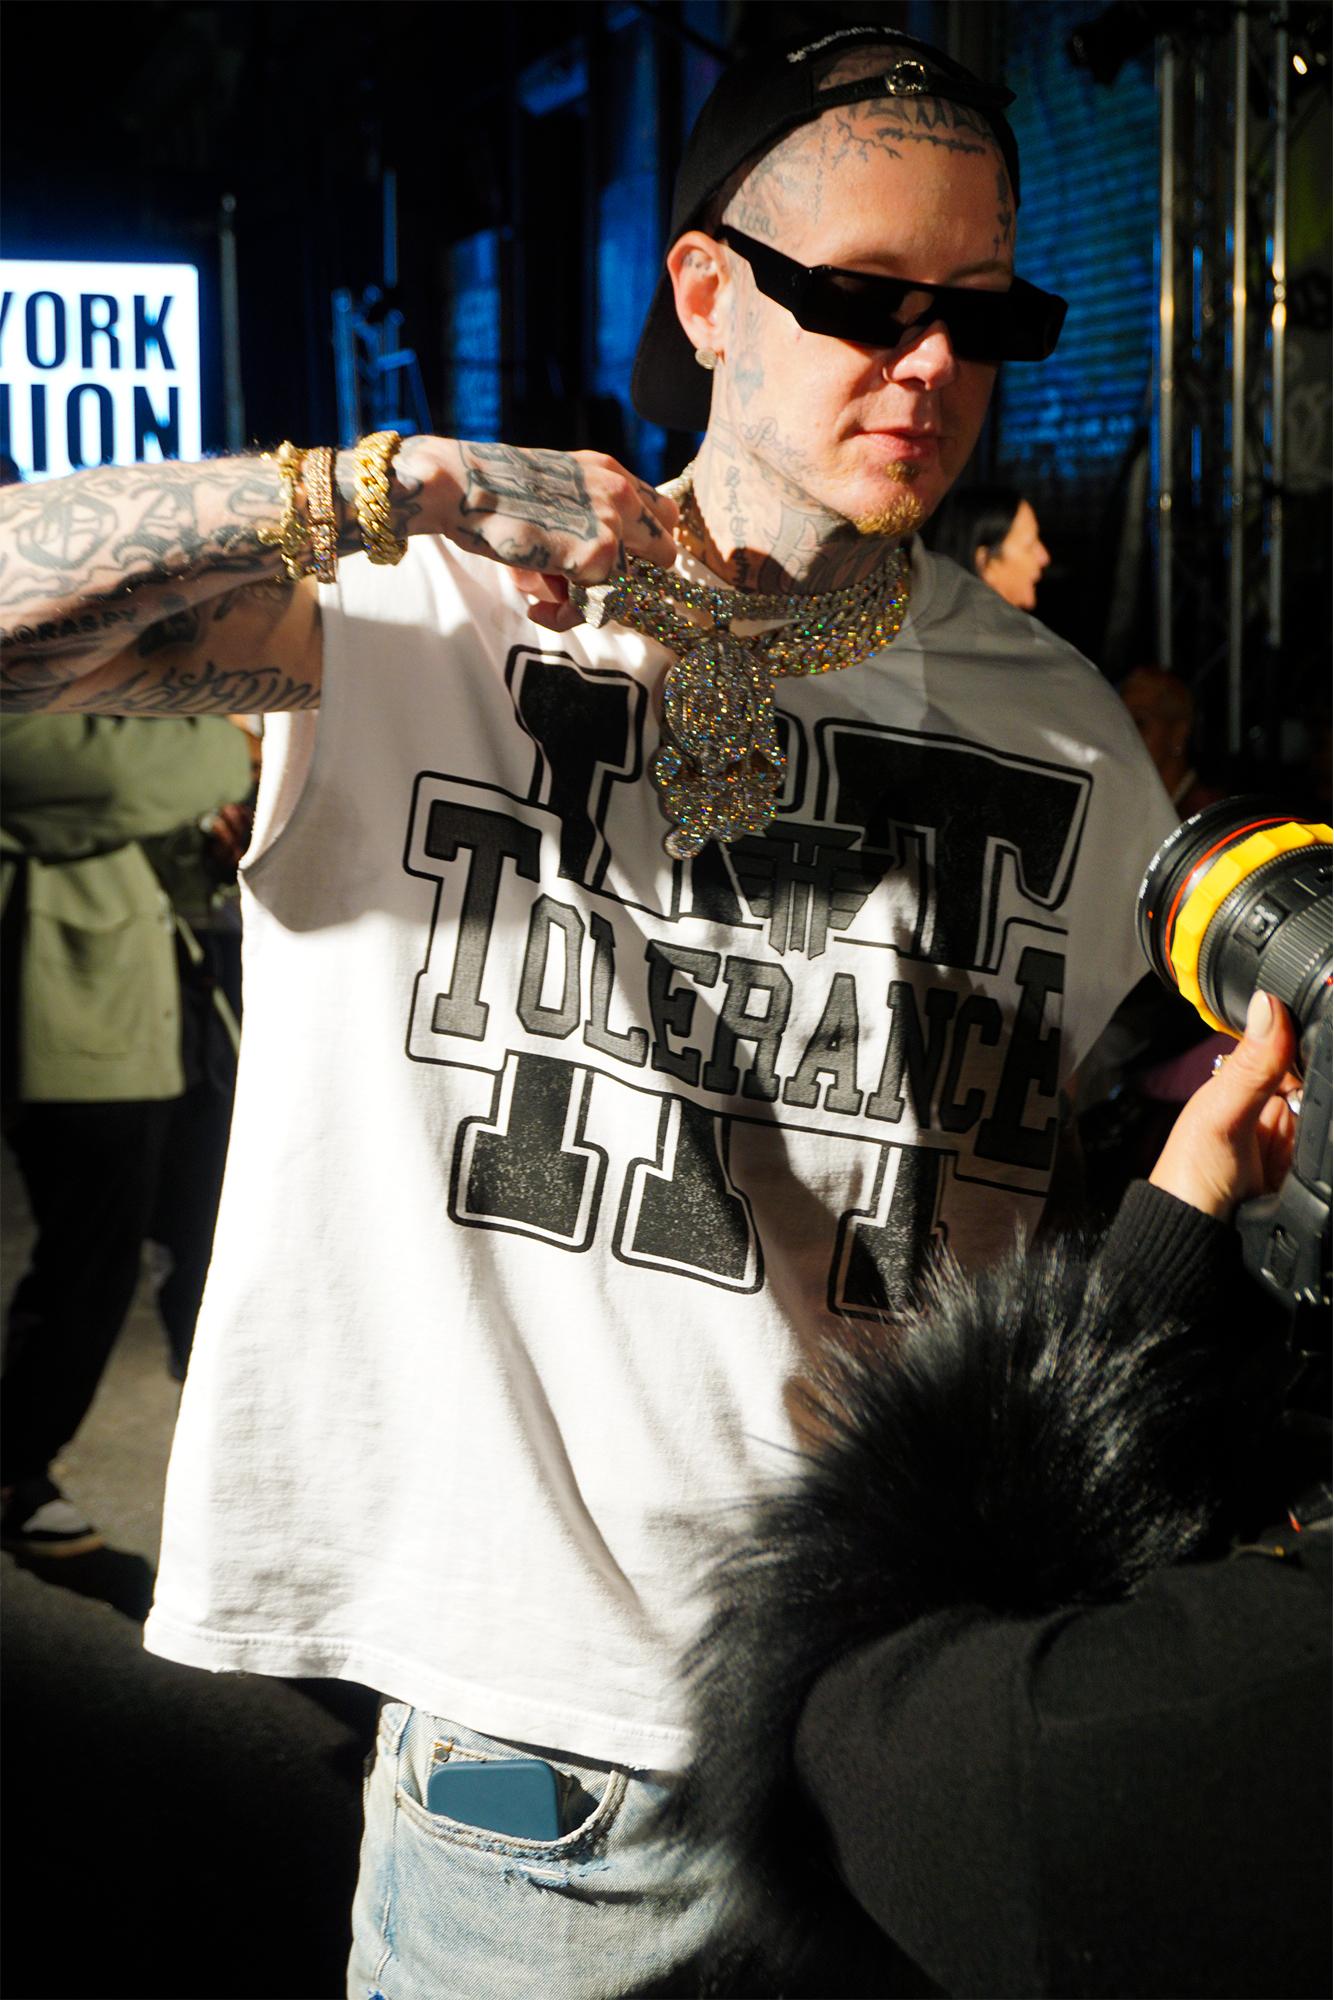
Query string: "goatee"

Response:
xmin=851 ymin=487 xmax=928 ymax=540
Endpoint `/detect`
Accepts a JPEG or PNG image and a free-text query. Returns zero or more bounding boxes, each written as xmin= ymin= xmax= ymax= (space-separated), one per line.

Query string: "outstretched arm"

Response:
xmin=0 ymin=455 xmax=322 ymax=714
xmin=0 ymin=439 xmax=677 ymax=715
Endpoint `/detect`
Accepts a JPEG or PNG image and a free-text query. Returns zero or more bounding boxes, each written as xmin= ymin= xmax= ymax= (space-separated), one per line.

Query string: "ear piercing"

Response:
xmin=694 ymin=348 xmax=719 ymax=370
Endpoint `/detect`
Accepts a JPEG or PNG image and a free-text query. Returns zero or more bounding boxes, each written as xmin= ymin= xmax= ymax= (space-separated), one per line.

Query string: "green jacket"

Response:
xmin=1 ymin=716 xmax=253 ymax=1102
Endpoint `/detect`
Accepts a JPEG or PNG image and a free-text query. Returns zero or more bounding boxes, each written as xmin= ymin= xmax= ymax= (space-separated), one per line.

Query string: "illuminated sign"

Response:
xmin=0 ymin=258 xmax=201 ymax=481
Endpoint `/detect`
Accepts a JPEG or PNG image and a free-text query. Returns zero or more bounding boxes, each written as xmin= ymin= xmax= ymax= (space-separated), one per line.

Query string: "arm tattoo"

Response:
xmin=1 ymin=559 xmax=317 ymax=715
xmin=0 ymin=458 xmax=291 ymax=695
xmin=64 ymin=656 xmax=320 ymax=715
xmin=1 ymin=459 xmax=284 ymax=609
xmin=135 ymin=605 xmax=205 ymax=655
xmin=12 ymin=486 xmax=120 ymax=578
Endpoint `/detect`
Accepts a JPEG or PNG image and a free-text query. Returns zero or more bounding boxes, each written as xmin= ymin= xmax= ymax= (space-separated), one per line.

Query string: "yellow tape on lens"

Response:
xmin=1168 ymin=819 xmax=1333 ymax=1035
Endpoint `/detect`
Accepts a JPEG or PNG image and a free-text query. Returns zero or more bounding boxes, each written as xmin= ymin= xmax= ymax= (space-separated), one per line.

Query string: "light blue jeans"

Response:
xmin=347 ymin=1703 xmax=738 ymax=1999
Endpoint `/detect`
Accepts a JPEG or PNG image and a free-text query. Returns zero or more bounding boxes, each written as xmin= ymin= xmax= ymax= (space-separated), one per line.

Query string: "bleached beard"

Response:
xmin=849 ymin=463 xmax=928 ymax=539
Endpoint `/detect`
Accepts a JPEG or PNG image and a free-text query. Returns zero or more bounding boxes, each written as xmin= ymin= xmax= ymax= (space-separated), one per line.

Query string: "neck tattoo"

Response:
xmin=570 ymin=464 xmax=912 ymax=859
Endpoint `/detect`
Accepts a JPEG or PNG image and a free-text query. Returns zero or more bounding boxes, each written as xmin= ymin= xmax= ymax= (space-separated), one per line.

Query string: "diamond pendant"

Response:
xmin=569 ymin=476 xmax=911 ymax=857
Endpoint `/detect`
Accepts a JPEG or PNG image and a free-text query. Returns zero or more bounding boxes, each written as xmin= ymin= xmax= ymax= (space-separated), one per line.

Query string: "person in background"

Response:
xmin=926 ymin=480 xmax=1050 ymax=610
xmin=138 ymin=740 xmax=257 ymax=1380
xmin=0 ymin=714 xmax=253 ymax=1557
xmin=1118 ymin=665 xmax=1227 ymax=821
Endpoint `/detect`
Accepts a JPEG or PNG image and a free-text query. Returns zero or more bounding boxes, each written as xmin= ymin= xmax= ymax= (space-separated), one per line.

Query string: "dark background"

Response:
xmin=0 ymin=0 xmax=1329 ymax=770
xmin=2 ymin=0 xmax=725 ymax=458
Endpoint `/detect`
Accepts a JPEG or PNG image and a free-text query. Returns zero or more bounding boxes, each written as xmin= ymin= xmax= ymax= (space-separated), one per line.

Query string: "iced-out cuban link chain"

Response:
xmin=570 ymin=467 xmax=911 ymax=859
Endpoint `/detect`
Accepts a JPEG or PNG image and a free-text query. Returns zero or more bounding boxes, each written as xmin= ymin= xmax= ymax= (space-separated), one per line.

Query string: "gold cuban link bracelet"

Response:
xmin=353 ymin=430 xmax=408 ymax=565
xmin=258 ymin=440 xmax=311 ymax=582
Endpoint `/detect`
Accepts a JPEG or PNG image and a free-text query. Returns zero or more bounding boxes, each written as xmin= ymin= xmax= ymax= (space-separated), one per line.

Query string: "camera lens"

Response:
xmin=1137 ymin=799 xmax=1332 ymax=1046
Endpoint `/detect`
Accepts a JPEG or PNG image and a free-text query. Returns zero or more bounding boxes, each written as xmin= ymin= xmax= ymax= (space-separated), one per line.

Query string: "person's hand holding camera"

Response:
xmin=1150 ymin=990 xmax=1299 ymax=1220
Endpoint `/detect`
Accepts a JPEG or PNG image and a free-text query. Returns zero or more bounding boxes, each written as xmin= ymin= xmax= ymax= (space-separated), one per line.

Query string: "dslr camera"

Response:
xmin=1138 ymin=801 xmax=1331 ymax=1323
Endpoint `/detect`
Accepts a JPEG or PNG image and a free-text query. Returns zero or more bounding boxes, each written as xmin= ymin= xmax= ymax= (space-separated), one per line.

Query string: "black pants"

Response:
xmin=151 ymin=1077 xmax=236 ymax=1376
xmin=2 ymin=1097 xmax=174 ymax=1485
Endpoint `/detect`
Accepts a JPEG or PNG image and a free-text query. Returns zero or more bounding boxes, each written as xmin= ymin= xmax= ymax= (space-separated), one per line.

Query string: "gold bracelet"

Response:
xmin=353 ymin=430 xmax=407 ymax=565
xmin=258 ymin=441 xmax=309 ymax=582
xmin=302 ymin=445 xmax=339 ymax=585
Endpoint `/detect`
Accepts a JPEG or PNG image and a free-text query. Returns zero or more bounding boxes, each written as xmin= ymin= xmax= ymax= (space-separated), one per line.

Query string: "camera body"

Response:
xmin=1138 ymin=801 xmax=1332 ymax=1318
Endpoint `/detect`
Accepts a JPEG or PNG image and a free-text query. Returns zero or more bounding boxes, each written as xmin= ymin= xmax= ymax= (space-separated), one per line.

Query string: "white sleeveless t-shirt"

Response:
xmin=144 ymin=536 xmax=1177 ymax=1768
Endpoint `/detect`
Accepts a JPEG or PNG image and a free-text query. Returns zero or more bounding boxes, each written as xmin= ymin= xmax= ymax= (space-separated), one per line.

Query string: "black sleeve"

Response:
xmin=795 ymin=1532 xmax=1331 ymax=1999
xmin=1093 ymin=1178 xmax=1239 ymax=1327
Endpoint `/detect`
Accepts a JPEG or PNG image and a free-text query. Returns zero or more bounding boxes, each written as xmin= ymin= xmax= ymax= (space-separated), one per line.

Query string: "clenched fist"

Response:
xmin=395 ymin=437 xmax=679 ymax=632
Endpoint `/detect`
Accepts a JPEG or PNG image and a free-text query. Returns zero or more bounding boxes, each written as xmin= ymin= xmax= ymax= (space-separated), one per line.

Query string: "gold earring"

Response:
xmin=694 ymin=347 xmax=718 ymax=371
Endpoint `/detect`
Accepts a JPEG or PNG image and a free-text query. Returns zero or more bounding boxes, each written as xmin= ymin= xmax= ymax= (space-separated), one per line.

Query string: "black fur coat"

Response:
xmin=659 ymin=1185 xmax=1303 ymax=1995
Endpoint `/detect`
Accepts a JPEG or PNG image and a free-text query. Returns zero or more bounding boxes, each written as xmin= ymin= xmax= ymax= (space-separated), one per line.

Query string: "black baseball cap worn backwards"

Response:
xmin=631 ymin=24 xmax=1064 ymax=432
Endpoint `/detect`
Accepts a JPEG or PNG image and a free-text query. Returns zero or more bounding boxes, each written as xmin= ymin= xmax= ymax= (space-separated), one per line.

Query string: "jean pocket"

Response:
xmin=395 ymin=1749 xmax=628 ymax=1859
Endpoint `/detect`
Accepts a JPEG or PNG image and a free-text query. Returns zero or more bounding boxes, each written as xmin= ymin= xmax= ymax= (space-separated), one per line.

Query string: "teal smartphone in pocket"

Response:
xmin=425 ymin=1757 xmax=561 ymax=1841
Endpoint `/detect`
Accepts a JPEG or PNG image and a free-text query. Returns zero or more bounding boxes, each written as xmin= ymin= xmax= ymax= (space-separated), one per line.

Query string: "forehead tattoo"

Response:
xmin=726 ymin=92 xmax=1006 ymax=236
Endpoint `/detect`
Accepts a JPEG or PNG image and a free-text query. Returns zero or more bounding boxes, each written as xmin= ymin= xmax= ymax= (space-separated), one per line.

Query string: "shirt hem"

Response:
xmin=142 ymin=1610 xmax=695 ymax=1773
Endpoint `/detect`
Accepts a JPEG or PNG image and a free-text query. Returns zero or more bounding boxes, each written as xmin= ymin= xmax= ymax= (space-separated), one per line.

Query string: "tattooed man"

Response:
xmin=0 ymin=28 xmax=1174 ymax=1999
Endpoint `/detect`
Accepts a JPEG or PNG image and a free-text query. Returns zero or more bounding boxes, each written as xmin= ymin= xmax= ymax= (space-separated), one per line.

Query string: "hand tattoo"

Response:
xmin=457 ymin=444 xmax=599 ymax=541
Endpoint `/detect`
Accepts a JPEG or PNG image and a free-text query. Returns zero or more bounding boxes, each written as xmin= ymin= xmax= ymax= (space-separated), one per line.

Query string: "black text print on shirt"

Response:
xmin=401 ymin=649 xmax=1089 ymax=1313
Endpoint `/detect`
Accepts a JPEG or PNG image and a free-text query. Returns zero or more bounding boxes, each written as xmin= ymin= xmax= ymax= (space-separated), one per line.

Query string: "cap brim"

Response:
xmin=631 ymin=267 xmax=713 ymax=432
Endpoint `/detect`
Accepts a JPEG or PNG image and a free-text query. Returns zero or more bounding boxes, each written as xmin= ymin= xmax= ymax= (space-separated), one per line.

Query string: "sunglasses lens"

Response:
xmin=803 ymin=278 xmax=1006 ymax=358
xmin=841 ymin=284 xmax=1063 ymax=362
xmin=947 ymin=281 xmax=1067 ymax=360
xmin=935 ymin=291 xmax=1008 ymax=360
xmin=724 ymin=230 xmax=1066 ymax=362
xmin=789 ymin=271 xmax=900 ymax=342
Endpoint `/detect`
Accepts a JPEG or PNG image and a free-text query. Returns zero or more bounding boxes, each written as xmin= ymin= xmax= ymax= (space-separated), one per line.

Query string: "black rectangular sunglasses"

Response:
xmin=718 ymin=225 xmax=1067 ymax=363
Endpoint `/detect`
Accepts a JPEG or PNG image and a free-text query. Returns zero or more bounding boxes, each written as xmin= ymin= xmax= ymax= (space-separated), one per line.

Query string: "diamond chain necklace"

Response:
xmin=570 ymin=464 xmax=912 ymax=859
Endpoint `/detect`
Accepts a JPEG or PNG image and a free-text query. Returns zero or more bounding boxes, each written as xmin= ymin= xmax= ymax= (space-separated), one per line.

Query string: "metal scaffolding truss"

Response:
xmin=1154 ymin=4 xmax=1298 ymax=762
